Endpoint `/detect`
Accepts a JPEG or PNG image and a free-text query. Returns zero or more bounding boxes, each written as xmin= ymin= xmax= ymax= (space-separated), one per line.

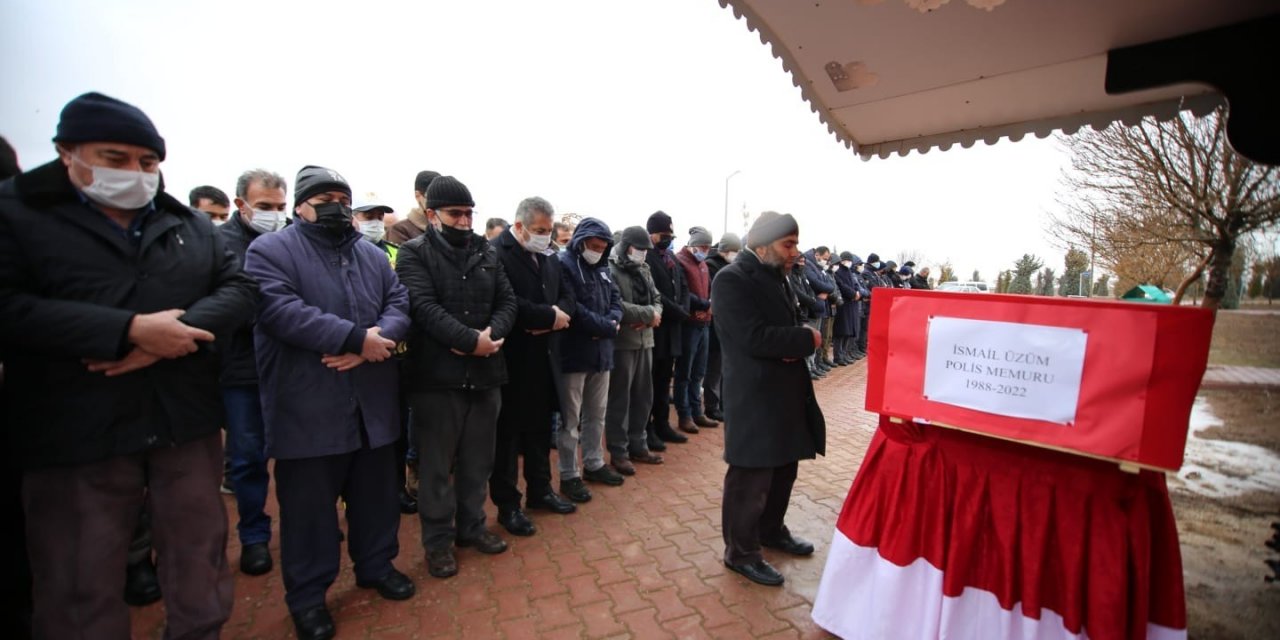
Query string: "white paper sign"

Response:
xmin=922 ymin=317 xmax=1088 ymax=424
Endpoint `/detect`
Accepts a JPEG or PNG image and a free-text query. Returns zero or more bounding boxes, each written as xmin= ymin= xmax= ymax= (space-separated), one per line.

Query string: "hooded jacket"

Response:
xmin=245 ymin=219 xmax=410 ymax=459
xmin=609 ymin=233 xmax=662 ymax=351
xmin=0 ymin=160 xmax=259 ymax=469
xmin=558 ymin=218 xmax=623 ymax=373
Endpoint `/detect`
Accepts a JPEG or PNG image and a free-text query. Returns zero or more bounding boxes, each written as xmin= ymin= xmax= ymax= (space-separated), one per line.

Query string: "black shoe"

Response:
xmin=706 ymin=409 xmax=725 ymax=422
xmin=427 ymin=548 xmax=458 ymax=579
xmin=560 ymin=477 xmax=593 ymax=503
xmin=762 ymin=531 xmax=815 ymax=556
xmin=647 ymin=429 xmax=667 ymax=452
xmin=457 ymin=530 xmax=508 ymax=554
xmin=823 ymin=358 xmax=837 ymax=368
xmin=356 ymin=568 xmax=415 ymax=601
xmin=291 ymin=605 xmax=336 ymax=640
xmin=655 ymin=423 xmax=688 ymax=443
xmin=398 ymin=488 xmax=418 ymax=515
xmin=527 ymin=490 xmax=576 ymax=514
xmin=498 ymin=507 xmax=537 ymax=536
xmin=124 ymin=557 xmax=162 ymax=606
xmin=239 ymin=542 xmax=273 ymax=576
xmin=692 ymin=415 xmax=720 ymax=428
xmin=583 ymin=464 xmax=625 ymax=486
xmin=724 ymin=559 xmax=785 ymax=586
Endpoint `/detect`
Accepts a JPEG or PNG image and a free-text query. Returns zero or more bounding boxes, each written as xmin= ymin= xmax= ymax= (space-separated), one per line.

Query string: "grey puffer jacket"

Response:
xmin=609 ymin=235 xmax=661 ymax=351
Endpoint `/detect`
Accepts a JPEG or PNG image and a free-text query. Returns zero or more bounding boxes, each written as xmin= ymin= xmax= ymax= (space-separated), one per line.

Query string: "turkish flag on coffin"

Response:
xmin=811 ymin=417 xmax=1187 ymax=640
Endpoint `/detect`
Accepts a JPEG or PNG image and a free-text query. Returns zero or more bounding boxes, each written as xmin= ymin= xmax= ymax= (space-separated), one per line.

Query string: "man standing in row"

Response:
xmin=218 ymin=168 xmax=290 ymax=578
xmin=490 ymin=196 xmax=576 ymax=538
xmin=387 ymin=170 xmax=439 ymax=244
xmin=605 ymin=227 xmax=665 ymax=475
xmin=0 ymin=92 xmax=257 ymax=638
xmin=396 ymin=176 xmax=516 ymax=579
xmin=247 ymin=165 xmax=415 ymax=639
xmin=674 ymin=226 xmax=719 ymax=434
xmin=714 ymin=212 xmax=825 ymax=587
xmin=644 ymin=211 xmax=690 ymax=447
xmin=702 ymin=233 xmax=740 ymax=422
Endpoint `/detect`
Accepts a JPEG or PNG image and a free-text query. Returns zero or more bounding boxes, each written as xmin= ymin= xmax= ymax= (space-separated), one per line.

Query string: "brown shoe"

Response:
xmin=611 ymin=456 xmax=636 ymax=476
xmin=629 ymin=451 xmax=664 ymax=465
xmin=692 ymin=415 xmax=719 ymax=428
xmin=677 ymin=417 xmax=699 ymax=434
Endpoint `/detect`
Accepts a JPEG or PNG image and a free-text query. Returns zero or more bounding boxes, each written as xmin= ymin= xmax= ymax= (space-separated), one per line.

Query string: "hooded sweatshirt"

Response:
xmin=558 ymin=217 xmax=623 ymax=372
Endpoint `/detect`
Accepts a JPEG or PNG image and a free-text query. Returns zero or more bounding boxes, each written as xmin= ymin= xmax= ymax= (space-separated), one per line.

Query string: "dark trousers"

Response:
xmin=411 ymin=388 xmax=500 ymax=551
xmin=857 ymin=313 xmax=870 ymax=352
xmin=222 ymin=385 xmax=271 ymax=546
xmin=275 ymin=444 xmax=400 ymax=613
xmin=490 ymin=423 xmax=553 ymax=510
xmin=650 ymin=355 xmax=676 ymax=427
xmin=23 ymin=434 xmax=233 ymax=640
xmin=722 ymin=462 xmax=799 ymax=565
xmin=395 ymin=398 xmax=411 ymax=491
xmin=606 ymin=348 xmax=654 ymax=459
xmin=703 ymin=334 xmax=723 ymax=415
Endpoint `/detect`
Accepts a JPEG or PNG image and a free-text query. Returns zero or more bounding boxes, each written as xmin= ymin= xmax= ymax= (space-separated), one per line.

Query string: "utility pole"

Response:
xmin=723 ymin=170 xmax=741 ymax=238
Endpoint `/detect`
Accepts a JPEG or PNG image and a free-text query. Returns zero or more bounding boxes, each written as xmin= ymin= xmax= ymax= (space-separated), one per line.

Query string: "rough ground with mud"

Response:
xmin=1171 ymin=387 xmax=1280 ymax=639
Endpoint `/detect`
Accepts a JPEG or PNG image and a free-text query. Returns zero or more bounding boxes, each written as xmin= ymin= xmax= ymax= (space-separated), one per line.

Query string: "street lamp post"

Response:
xmin=723 ymin=170 xmax=741 ymax=238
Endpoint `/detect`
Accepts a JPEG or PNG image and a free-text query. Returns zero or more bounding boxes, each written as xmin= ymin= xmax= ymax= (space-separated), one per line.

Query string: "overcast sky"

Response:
xmin=2 ymin=0 xmax=1075 ymax=282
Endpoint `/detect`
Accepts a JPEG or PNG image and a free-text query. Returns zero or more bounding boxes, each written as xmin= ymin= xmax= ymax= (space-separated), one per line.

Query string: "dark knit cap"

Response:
xmin=746 ymin=211 xmax=799 ymax=248
xmin=622 ymin=225 xmax=654 ymax=250
xmin=899 ymin=266 xmax=913 ymax=276
xmin=52 ymin=92 xmax=166 ymax=160
xmin=867 ymin=253 xmax=881 ymax=264
xmin=849 ymin=254 xmax=864 ymax=265
xmin=294 ymin=165 xmax=352 ymax=206
xmin=717 ymin=233 xmax=743 ymax=253
xmin=839 ymin=251 xmax=855 ymax=262
xmin=414 ymin=170 xmax=440 ymax=194
xmin=426 ymin=176 xmax=475 ymax=209
xmin=646 ymin=211 xmax=674 ymax=235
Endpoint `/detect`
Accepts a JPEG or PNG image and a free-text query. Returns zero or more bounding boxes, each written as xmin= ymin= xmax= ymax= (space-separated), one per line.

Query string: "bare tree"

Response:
xmin=1051 ymin=107 xmax=1280 ymax=309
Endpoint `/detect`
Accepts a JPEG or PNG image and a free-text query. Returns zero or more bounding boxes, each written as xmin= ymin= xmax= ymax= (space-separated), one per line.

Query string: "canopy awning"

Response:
xmin=718 ymin=0 xmax=1279 ymax=163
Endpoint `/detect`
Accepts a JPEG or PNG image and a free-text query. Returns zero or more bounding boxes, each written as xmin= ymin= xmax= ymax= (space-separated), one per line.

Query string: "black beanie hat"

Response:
xmin=294 ymin=165 xmax=352 ymax=206
xmin=867 ymin=253 xmax=881 ymax=264
xmin=646 ymin=211 xmax=674 ymax=235
xmin=414 ymin=170 xmax=440 ymax=194
xmin=839 ymin=251 xmax=855 ymax=262
xmin=746 ymin=211 xmax=799 ymax=248
xmin=426 ymin=176 xmax=475 ymax=209
xmin=622 ymin=226 xmax=654 ymax=250
xmin=53 ymin=92 xmax=166 ymax=160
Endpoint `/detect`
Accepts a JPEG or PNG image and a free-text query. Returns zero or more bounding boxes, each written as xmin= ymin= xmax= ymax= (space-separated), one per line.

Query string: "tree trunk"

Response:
xmin=1172 ymin=252 xmax=1211 ymax=306
xmin=1202 ymin=239 xmax=1236 ymax=311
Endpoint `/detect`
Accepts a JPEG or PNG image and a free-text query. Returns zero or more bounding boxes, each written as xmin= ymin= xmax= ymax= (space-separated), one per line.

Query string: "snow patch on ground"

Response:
xmin=1172 ymin=397 xmax=1280 ymax=498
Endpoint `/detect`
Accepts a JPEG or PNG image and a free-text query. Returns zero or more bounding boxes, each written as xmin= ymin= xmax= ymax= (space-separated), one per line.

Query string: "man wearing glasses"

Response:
xmin=395 ymin=176 xmax=517 ymax=579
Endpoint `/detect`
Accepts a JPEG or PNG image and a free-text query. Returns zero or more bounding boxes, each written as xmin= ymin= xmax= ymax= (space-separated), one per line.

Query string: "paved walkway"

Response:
xmin=132 ymin=363 xmax=879 ymax=639
xmin=1201 ymin=365 xmax=1280 ymax=390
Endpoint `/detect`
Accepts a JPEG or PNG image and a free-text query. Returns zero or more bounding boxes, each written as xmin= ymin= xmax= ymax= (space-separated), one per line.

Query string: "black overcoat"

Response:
xmin=490 ymin=229 xmax=574 ymax=432
xmin=711 ymin=251 xmax=825 ymax=468
xmin=645 ymin=248 xmax=689 ymax=359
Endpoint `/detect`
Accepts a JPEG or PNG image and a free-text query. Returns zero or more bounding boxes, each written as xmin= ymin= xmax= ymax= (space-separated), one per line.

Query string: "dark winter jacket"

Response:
xmin=789 ymin=268 xmax=823 ymax=322
xmin=712 ymin=250 xmax=824 ymax=468
xmin=217 ymin=211 xmax=268 ymax=386
xmin=558 ymin=218 xmax=623 ymax=373
xmin=910 ymin=273 xmax=932 ymax=290
xmin=802 ymin=249 xmax=836 ymax=318
xmin=609 ymin=235 xmax=662 ymax=352
xmin=492 ymin=228 xmax=574 ymax=431
xmin=396 ymin=226 xmax=518 ymax=391
xmin=705 ymin=250 xmax=734 ymax=352
xmin=245 ymin=220 xmax=409 ymax=459
xmin=676 ymin=246 xmax=712 ymax=325
xmin=832 ymin=264 xmax=862 ymax=337
xmin=0 ymin=160 xmax=259 ymax=469
xmin=645 ymin=244 xmax=689 ymax=359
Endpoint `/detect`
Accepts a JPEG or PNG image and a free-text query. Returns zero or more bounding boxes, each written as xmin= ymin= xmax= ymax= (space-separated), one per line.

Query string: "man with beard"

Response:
xmin=712 ymin=211 xmax=825 ymax=587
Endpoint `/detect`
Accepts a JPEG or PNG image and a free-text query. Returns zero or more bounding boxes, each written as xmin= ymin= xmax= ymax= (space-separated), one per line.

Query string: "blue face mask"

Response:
xmin=692 ymin=250 xmax=708 ymax=262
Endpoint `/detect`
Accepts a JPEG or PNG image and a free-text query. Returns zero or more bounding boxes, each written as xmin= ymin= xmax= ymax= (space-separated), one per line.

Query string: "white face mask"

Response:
xmin=521 ymin=228 xmax=552 ymax=254
xmin=249 ymin=209 xmax=286 ymax=234
xmin=629 ymin=248 xmax=647 ymax=264
xmin=70 ymin=153 xmax=159 ymax=210
xmin=359 ymin=219 xmax=385 ymax=243
xmin=582 ymin=248 xmax=604 ymax=265
xmin=723 ymin=250 xmax=738 ymax=263
xmin=842 ymin=261 xmax=852 ymax=269
xmin=211 ymin=218 xmax=226 ymax=226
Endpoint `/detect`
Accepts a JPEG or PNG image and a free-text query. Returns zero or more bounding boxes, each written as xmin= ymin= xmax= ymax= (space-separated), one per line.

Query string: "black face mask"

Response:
xmin=654 ymin=237 xmax=673 ymax=250
xmin=312 ymin=201 xmax=353 ymax=235
xmin=440 ymin=224 xmax=471 ymax=247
